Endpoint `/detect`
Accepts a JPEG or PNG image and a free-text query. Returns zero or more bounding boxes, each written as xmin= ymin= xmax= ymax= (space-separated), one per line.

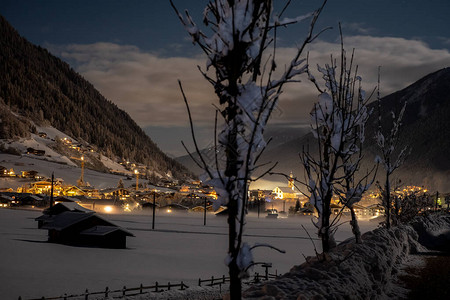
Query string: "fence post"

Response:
xmin=85 ymin=288 xmax=89 ymax=300
xmin=105 ymin=287 xmax=109 ymax=297
xmin=140 ymin=283 xmax=143 ymax=294
xmin=155 ymin=281 xmax=159 ymax=292
xmin=223 ymin=274 xmax=226 ymax=283
xmin=181 ymin=281 xmax=185 ymax=290
xmin=123 ymin=286 xmax=126 ymax=296
xmin=198 ymin=278 xmax=201 ymax=286
xmin=18 ymin=297 xmax=22 ymax=300
xmin=64 ymin=293 xmax=68 ymax=300
xmin=211 ymin=276 xmax=214 ymax=285
xmin=168 ymin=282 xmax=171 ymax=291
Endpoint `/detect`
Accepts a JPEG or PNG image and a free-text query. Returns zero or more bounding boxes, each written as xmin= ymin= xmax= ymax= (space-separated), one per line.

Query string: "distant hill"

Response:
xmin=262 ymin=68 xmax=450 ymax=193
xmin=0 ymin=15 xmax=192 ymax=180
xmin=178 ymin=68 xmax=450 ymax=193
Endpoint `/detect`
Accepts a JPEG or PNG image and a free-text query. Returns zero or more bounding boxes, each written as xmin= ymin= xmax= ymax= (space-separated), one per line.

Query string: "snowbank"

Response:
xmin=243 ymin=214 xmax=450 ymax=300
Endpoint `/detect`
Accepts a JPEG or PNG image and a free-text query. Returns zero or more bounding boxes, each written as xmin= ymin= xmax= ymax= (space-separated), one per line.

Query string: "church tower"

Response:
xmin=288 ymin=172 xmax=295 ymax=190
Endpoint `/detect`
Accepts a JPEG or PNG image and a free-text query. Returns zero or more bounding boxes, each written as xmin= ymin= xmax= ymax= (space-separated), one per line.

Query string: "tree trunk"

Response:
xmin=229 ymin=257 xmax=242 ymax=299
xmin=385 ymin=173 xmax=391 ymax=229
xmin=321 ymin=192 xmax=332 ymax=253
xmin=226 ymin=116 xmax=242 ymax=299
xmin=350 ymin=207 xmax=361 ymax=243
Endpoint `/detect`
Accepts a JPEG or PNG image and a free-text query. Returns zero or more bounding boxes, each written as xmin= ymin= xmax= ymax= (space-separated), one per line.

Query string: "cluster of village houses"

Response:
xmin=0 ymin=165 xmax=385 ymax=218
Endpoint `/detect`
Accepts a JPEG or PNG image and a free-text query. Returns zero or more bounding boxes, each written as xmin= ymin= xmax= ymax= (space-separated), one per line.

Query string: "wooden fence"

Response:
xmin=198 ymin=269 xmax=280 ymax=287
xmin=18 ymin=281 xmax=188 ymax=300
xmin=19 ymin=267 xmax=280 ymax=300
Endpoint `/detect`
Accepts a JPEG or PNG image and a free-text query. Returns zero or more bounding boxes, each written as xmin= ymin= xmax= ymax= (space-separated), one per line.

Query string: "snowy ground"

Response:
xmin=0 ymin=208 xmax=378 ymax=300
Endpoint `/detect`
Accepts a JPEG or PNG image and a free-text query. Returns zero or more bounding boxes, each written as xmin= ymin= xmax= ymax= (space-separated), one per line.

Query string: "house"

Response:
xmin=18 ymin=194 xmax=44 ymax=207
xmin=101 ymin=187 xmax=130 ymax=199
xmin=39 ymin=211 xmax=134 ymax=248
xmin=45 ymin=202 xmax=93 ymax=214
xmin=366 ymin=204 xmax=385 ymax=217
xmin=0 ymin=194 xmax=13 ymax=207
xmin=1 ymin=168 xmax=15 ymax=177
xmin=330 ymin=203 xmax=344 ymax=215
xmin=29 ymin=180 xmax=63 ymax=195
xmin=21 ymin=170 xmax=41 ymax=179
xmin=26 ymin=147 xmax=45 ymax=156
xmin=273 ymin=187 xmax=297 ymax=200
xmin=79 ymin=225 xmax=135 ymax=249
xmin=63 ymin=185 xmax=86 ymax=197
xmin=36 ymin=202 xmax=93 ymax=228
xmin=80 ymin=186 xmax=100 ymax=198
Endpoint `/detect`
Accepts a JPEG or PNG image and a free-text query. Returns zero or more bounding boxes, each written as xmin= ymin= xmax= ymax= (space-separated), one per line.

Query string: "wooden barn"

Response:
xmin=38 ymin=211 xmax=134 ymax=248
xmin=36 ymin=202 xmax=93 ymax=228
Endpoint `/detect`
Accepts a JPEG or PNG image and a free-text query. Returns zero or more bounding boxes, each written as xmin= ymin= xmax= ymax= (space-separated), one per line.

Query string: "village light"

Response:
xmin=104 ymin=206 xmax=113 ymax=213
xmin=134 ymin=169 xmax=139 ymax=191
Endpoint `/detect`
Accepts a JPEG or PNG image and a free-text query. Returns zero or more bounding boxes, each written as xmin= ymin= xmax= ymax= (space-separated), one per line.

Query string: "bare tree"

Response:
xmin=171 ymin=0 xmax=327 ymax=297
xmin=302 ymin=31 xmax=374 ymax=252
xmin=391 ymin=187 xmax=433 ymax=225
xmin=375 ymin=70 xmax=410 ymax=229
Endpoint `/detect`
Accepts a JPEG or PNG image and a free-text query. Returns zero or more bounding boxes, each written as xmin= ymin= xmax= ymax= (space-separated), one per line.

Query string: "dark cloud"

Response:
xmin=50 ymin=37 xmax=450 ymax=154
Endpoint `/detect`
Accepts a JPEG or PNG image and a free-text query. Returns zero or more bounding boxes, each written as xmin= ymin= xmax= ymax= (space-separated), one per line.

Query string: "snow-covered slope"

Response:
xmin=0 ymin=124 xmax=134 ymax=188
xmin=0 ymin=153 xmax=126 ymax=189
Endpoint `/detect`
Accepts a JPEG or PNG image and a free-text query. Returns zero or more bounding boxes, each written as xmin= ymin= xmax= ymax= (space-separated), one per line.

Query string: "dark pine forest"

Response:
xmin=0 ymin=15 xmax=191 ymax=179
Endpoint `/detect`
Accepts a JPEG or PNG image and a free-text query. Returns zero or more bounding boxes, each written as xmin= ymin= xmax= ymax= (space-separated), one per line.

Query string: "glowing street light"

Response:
xmin=134 ymin=169 xmax=139 ymax=191
xmin=77 ymin=155 xmax=85 ymax=187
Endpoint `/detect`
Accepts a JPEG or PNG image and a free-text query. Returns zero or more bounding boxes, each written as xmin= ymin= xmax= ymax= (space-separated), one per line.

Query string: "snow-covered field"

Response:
xmin=0 ymin=208 xmax=378 ymax=300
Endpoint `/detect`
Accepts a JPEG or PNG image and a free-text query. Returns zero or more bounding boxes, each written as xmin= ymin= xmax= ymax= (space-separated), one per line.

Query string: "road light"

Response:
xmin=78 ymin=155 xmax=85 ymax=187
xmin=134 ymin=169 xmax=139 ymax=191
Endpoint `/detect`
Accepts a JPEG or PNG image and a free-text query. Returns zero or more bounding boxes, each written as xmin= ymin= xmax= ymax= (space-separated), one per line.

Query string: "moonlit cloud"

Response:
xmin=52 ymin=42 xmax=215 ymax=128
xmin=49 ymin=36 xmax=450 ymax=154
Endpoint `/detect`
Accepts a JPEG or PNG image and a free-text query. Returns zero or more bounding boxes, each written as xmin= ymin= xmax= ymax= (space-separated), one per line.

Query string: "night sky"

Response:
xmin=2 ymin=0 xmax=450 ymax=156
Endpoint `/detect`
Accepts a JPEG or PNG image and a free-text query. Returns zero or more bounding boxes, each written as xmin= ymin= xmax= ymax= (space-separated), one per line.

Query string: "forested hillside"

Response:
xmin=0 ymin=15 xmax=191 ymax=179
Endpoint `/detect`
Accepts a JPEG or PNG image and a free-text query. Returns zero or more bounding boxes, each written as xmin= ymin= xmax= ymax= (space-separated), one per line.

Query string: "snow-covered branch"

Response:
xmin=171 ymin=0 xmax=327 ymax=297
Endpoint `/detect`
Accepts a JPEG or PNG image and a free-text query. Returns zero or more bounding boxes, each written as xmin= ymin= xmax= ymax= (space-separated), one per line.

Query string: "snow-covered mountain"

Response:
xmin=262 ymin=68 xmax=450 ymax=193
xmin=178 ymin=68 xmax=450 ymax=193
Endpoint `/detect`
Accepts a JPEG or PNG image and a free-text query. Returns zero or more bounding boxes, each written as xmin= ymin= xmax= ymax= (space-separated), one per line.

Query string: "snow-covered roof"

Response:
xmin=35 ymin=214 xmax=53 ymax=222
xmin=0 ymin=195 xmax=14 ymax=201
xmin=21 ymin=194 xmax=43 ymax=201
xmin=51 ymin=202 xmax=93 ymax=213
xmin=80 ymin=225 xmax=134 ymax=237
xmin=41 ymin=211 xmax=110 ymax=231
xmin=274 ymin=187 xmax=296 ymax=194
xmin=55 ymin=196 xmax=78 ymax=202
